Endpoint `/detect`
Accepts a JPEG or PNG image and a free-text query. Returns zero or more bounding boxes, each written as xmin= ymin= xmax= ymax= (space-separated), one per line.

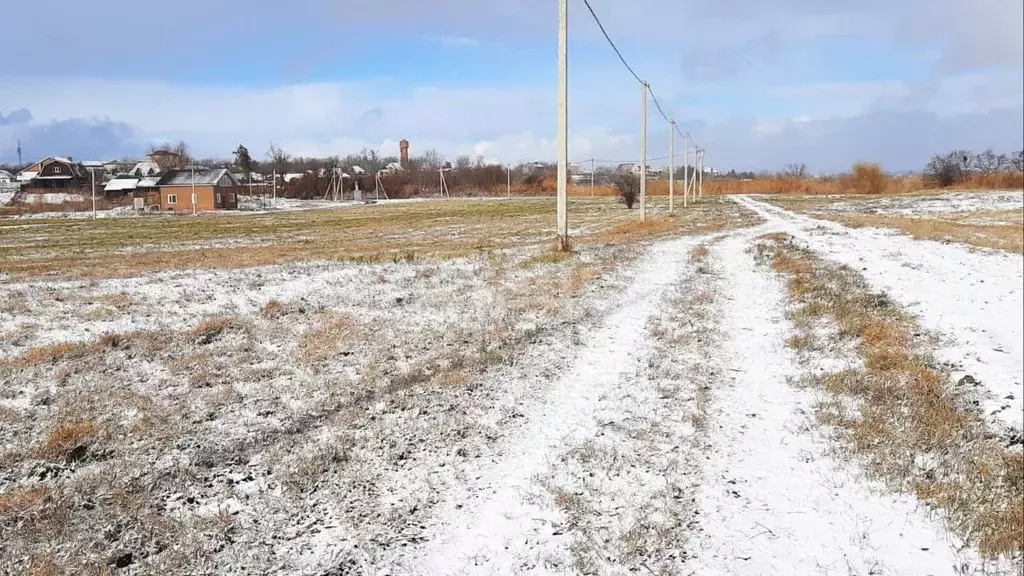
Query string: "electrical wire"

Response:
xmin=579 ymin=0 xmax=702 ymax=157
xmin=580 ymin=0 xmax=643 ymax=85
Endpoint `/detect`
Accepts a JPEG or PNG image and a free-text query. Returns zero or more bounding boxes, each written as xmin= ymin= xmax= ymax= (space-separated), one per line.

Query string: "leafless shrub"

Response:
xmin=615 ymin=175 xmax=640 ymax=209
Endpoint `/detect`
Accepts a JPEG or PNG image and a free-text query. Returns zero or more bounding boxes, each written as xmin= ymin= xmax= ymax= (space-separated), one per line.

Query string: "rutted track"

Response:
xmin=735 ymin=195 xmax=1024 ymax=437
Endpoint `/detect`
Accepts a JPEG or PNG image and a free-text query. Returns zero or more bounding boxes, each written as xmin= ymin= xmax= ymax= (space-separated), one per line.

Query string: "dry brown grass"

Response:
xmin=831 ymin=213 xmax=1023 ymax=254
xmin=297 ymin=313 xmax=361 ymax=365
xmin=701 ymin=171 xmax=1021 ymax=196
xmin=38 ymin=420 xmax=100 ymax=461
xmin=758 ymin=237 xmax=1023 ymax=559
xmin=0 ymin=197 xmax=760 ymax=281
xmin=595 ymin=215 xmax=678 ymax=239
xmin=0 ymin=485 xmax=54 ymax=519
xmin=188 ymin=316 xmax=241 ymax=344
xmin=689 ymin=245 xmax=709 ymax=261
xmin=262 ymin=299 xmax=285 ymax=317
xmin=4 ymin=341 xmax=92 ymax=368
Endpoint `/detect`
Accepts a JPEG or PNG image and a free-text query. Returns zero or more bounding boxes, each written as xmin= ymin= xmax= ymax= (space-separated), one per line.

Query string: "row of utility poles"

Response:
xmin=556 ymin=0 xmax=705 ymax=250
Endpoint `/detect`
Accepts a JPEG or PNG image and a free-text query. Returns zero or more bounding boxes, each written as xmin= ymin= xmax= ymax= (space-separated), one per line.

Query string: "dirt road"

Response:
xmin=383 ymin=197 xmax=1022 ymax=575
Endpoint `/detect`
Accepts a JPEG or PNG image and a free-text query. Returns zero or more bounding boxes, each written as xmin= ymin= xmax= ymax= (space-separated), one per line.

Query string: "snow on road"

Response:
xmin=388 ymin=235 xmax=701 ymax=575
xmin=735 ymin=195 xmax=1024 ymax=435
xmin=689 ymin=229 xmax=987 ymax=575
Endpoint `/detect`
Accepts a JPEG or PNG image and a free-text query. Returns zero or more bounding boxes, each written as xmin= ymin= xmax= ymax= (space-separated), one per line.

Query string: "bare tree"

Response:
xmin=783 ymin=163 xmax=808 ymax=178
xmin=267 ymin=142 xmax=291 ymax=176
xmin=148 ymin=141 xmax=191 ymax=170
xmin=925 ymin=151 xmax=970 ymax=187
xmin=974 ymin=149 xmax=1001 ymax=173
xmin=418 ymin=149 xmax=444 ymax=171
xmin=455 ymin=155 xmax=473 ymax=171
xmin=1011 ymin=151 xmax=1024 ymax=172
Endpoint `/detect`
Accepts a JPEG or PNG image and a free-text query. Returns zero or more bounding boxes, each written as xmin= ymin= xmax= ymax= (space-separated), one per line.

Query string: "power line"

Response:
xmin=580 ymin=0 xmax=643 ymax=85
xmin=580 ymin=0 xmax=700 ymax=149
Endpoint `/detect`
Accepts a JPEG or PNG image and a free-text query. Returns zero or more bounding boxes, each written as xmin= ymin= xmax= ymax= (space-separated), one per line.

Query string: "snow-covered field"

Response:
xmin=0 ymin=196 xmax=1021 ymax=575
xmin=815 ymin=190 xmax=1024 ymax=217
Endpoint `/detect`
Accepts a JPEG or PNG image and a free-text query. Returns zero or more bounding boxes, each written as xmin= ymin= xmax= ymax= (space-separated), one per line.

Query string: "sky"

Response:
xmin=0 ymin=0 xmax=1021 ymax=173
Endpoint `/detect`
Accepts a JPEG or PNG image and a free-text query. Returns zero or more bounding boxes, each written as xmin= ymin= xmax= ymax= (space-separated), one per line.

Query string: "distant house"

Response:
xmin=129 ymin=160 xmax=162 ymax=178
xmin=615 ymin=162 xmax=637 ymax=175
xmin=0 ymin=170 xmax=16 ymax=202
xmin=156 ymin=168 xmax=240 ymax=211
xmin=17 ymin=157 xmax=89 ymax=202
xmin=147 ymin=150 xmax=186 ymax=171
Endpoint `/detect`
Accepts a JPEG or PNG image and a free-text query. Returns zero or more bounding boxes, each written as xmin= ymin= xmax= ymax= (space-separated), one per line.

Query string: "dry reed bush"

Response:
xmin=759 ymin=237 xmax=1023 ymax=559
xmin=839 ymin=163 xmax=888 ymax=195
xmin=297 ymin=312 xmax=360 ymax=365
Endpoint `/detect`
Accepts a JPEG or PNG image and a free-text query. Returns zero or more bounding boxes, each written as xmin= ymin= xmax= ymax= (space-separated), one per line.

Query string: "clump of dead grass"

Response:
xmin=188 ymin=316 xmax=241 ymax=345
xmin=296 ymin=312 xmax=361 ymax=365
xmin=4 ymin=341 xmax=92 ymax=368
xmin=525 ymin=248 xmax=574 ymax=267
xmin=262 ymin=299 xmax=285 ymax=318
xmin=689 ymin=245 xmax=709 ymax=262
xmin=757 ymin=236 xmax=1023 ymax=559
xmin=38 ymin=419 xmax=101 ymax=461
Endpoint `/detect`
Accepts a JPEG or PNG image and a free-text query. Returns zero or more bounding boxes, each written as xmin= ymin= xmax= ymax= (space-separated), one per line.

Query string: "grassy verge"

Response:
xmin=827 ymin=212 xmax=1023 ymax=254
xmin=755 ymin=234 xmax=1023 ymax=561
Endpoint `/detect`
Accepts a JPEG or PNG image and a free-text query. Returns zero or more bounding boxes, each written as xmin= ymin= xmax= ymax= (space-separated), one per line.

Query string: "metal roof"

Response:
xmin=105 ymin=177 xmax=140 ymax=192
xmin=157 ymin=168 xmax=238 ymax=187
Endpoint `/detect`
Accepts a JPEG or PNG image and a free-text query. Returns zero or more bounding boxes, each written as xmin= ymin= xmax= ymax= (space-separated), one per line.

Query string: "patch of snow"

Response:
xmin=820 ymin=190 xmax=1023 ymax=216
xmin=689 ymin=228 xmax=1004 ymax=575
xmin=389 ymin=235 xmax=702 ymax=574
xmin=736 ymin=196 xmax=1024 ymax=435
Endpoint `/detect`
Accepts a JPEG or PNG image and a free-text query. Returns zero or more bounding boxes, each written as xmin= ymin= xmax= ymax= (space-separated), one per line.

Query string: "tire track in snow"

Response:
xmin=689 ymin=229 xmax=993 ymax=575
xmin=386 ymin=235 xmax=702 ymax=575
xmin=733 ymin=195 xmax=1024 ymax=437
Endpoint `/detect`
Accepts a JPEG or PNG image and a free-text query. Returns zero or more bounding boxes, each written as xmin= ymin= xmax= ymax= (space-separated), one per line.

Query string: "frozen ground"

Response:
xmin=0 ymin=197 xmax=1021 ymax=574
xmin=737 ymin=195 xmax=1023 ymax=436
xmin=813 ymin=190 xmax=1023 ymax=217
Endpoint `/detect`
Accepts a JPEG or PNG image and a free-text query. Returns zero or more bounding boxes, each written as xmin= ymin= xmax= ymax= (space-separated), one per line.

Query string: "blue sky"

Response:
xmin=0 ymin=0 xmax=1021 ymax=172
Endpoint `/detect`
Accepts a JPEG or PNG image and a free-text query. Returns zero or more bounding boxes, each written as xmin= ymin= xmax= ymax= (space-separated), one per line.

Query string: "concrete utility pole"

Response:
xmin=191 ymin=164 xmax=197 ymax=216
xmin=90 ymin=168 xmax=96 ymax=219
xmin=683 ymin=136 xmax=689 ymax=209
xmin=698 ymin=149 xmax=705 ymax=199
xmin=507 ymin=164 xmax=511 ymax=198
xmin=669 ymin=120 xmax=675 ymax=213
xmin=639 ymin=81 xmax=647 ymax=221
xmin=692 ymin=146 xmax=700 ymax=200
xmin=273 ymin=169 xmax=277 ymax=206
xmin=556 ymin=0 xmax=569 ymax=250
xmin=590 ymin=158 xmax=595 ymax=197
